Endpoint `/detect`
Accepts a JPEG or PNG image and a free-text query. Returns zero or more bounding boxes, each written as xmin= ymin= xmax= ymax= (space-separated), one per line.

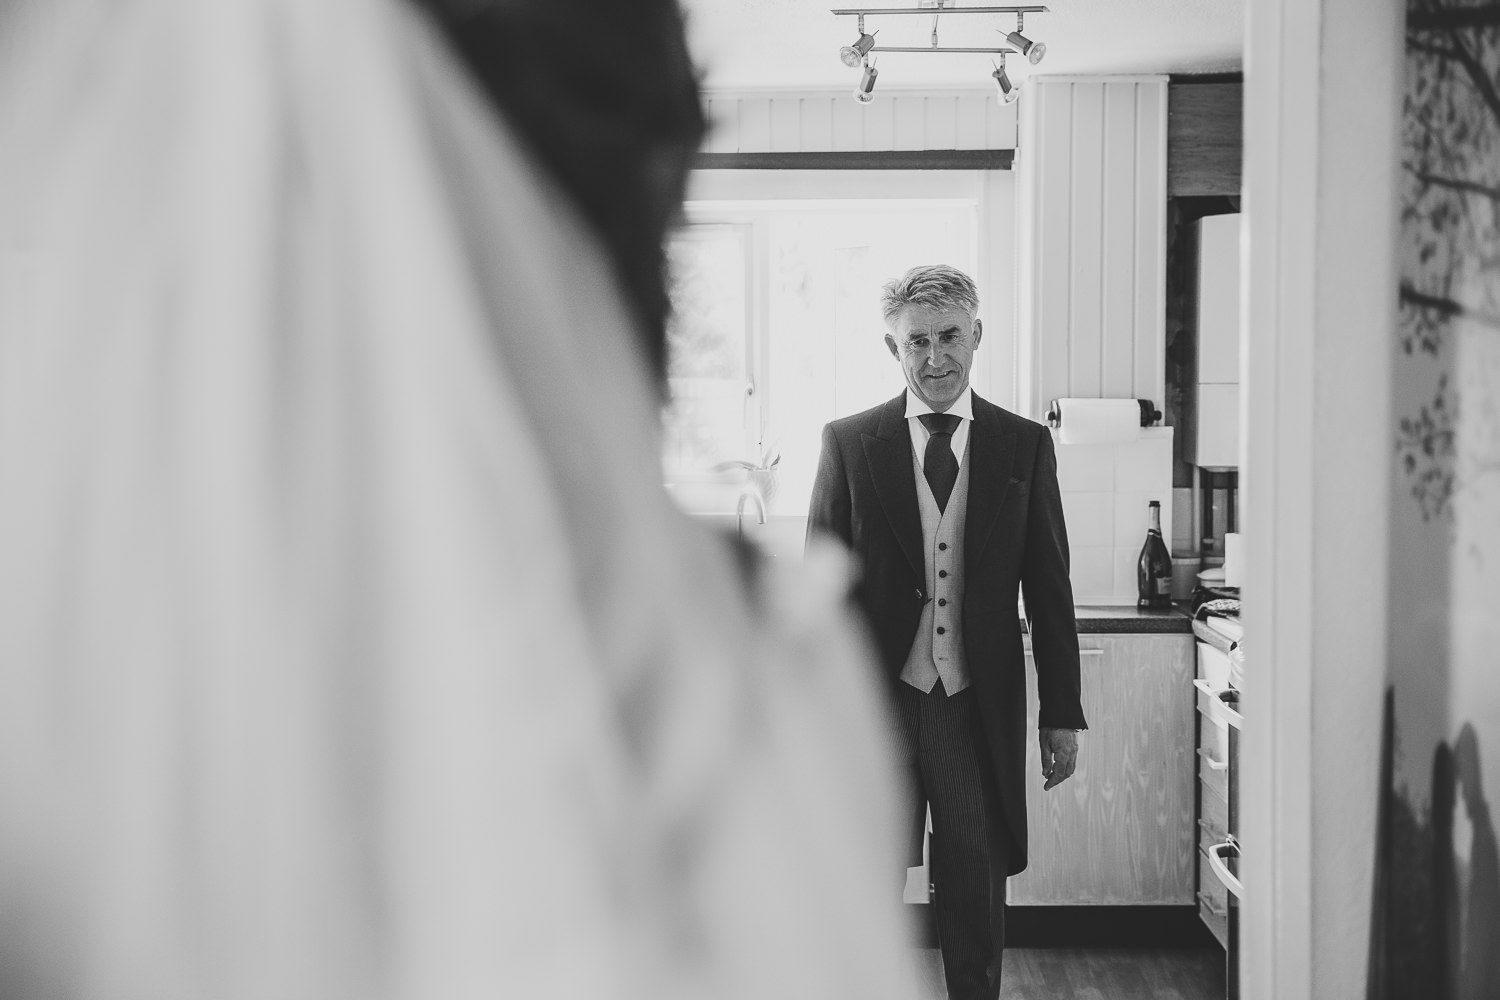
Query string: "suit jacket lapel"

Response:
xmin=965 ymin=394 xmax=1018 ymax=568
xmin=861 ymin=393 xmax=925 ymax=585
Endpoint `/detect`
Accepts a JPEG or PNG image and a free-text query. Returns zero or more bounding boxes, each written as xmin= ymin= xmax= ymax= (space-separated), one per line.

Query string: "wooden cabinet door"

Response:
xmin=1006 ymin=634 xmax=1196 ymax=905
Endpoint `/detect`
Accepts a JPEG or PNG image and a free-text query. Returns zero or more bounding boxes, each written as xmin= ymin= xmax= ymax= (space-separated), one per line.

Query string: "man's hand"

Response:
xmin=1039 ymin=728 xmax=1079 ymax=790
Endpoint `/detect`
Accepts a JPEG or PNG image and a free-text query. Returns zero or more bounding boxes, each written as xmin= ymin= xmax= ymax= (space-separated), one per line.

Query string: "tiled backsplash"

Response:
xmin=1055 ymin=428 xmax=1174 ymax=605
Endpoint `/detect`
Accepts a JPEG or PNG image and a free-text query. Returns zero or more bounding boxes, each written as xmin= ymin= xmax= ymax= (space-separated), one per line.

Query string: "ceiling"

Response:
xmin=679 ymin=0 xmax=1244 ymax=93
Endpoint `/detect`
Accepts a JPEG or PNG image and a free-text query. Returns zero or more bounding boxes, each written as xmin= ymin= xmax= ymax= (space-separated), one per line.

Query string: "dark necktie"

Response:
xmin=918 ymin=412 xmax=961 ymax=513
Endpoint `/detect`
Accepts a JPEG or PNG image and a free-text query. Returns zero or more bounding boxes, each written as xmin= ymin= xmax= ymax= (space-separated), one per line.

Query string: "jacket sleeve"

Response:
xmin=806 ymin=422 xmax=853 ymax=551
xmin=1019 ymin=427 xmax=1088 ymax=731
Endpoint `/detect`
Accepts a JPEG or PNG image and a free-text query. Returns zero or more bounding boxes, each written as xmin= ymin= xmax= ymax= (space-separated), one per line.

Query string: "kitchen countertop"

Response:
xmin=1021 ymin=604 xmax=1194 ymax=635
xmin=1073 ymin=605 xmax=1193 ymax=633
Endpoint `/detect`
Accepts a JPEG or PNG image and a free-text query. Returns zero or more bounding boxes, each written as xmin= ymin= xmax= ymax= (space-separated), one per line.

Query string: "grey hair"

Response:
xmin=879 ymin=265 xmax=979 ymax=324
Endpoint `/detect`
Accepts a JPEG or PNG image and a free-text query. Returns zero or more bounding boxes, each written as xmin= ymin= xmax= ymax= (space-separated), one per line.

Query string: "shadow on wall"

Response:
xmin=1370 ymin=4 xmax=1500 ymax=995
xmin=1394 ymin=1 xmax=1500 ymax=515
xmin=1370 ymin=693 xmax=1500 ymax=1000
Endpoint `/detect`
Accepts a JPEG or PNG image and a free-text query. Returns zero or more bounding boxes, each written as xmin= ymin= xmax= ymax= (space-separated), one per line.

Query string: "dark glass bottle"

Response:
xmin=1137 ymin=500 xmax=1173 ymax=609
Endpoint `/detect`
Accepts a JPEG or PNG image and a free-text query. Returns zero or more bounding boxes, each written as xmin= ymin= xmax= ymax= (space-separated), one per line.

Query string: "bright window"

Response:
xmin=662 ymin=171 xmax=997 ymax=516
xmin=662 ymin=225 xmax=754 ymax=478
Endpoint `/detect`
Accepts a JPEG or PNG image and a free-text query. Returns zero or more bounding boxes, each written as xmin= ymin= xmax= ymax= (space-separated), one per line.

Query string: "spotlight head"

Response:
xmin=853 ymin=60 xmax=878 ymax=104
xmin=1006 ymin=30 xmax=1046 ymax=65
xmin=839 ymin=32 xmax=877 ymax=68
xmin=991 ymin=62 xmax=1019 ymax=105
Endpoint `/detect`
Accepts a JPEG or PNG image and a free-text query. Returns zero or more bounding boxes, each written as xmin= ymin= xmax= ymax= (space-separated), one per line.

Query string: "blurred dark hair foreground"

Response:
xmin=412 ymin=0 xmax=707 ymax=390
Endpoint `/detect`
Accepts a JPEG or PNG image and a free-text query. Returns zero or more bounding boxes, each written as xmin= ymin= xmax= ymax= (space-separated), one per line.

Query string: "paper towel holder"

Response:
xmin=1045 ymin=398 xmax=1161 ymax=430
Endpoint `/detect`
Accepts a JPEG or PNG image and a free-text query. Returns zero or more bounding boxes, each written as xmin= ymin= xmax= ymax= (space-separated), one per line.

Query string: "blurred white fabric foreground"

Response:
xmin=0 ymin=2 xmax=908 ymax=998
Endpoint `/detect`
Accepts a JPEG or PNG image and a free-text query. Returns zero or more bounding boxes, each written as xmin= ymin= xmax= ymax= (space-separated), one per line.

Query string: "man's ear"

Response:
xmin=971 ymin=317 xmax=983 ymax=350
xmin=885 ymin=333 xmax=900 ymax=360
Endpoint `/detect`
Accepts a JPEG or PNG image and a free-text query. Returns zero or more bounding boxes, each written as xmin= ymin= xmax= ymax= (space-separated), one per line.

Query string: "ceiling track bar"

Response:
xmin=870 ymin=45 xmax=1020 ymax=54
xmin=831 ymin=6 xmax=1048 ymax=15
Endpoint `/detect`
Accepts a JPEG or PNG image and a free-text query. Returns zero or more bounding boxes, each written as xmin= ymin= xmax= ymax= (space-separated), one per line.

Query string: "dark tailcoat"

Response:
xmin=807 ymin=391 xmax=1086 ymax=875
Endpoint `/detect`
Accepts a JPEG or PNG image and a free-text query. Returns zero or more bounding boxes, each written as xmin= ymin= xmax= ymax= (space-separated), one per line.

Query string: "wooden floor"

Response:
xmin=910 ymin=947 xmax=1225 ymax=1000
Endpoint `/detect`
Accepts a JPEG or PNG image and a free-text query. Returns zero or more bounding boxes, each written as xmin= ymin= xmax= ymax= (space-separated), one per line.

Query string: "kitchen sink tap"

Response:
xmin=736 ymin=489 xmax=767 ymax=541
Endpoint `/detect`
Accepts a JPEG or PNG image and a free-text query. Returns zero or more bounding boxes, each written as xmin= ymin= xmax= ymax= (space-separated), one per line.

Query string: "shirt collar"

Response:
xmin=904 ymin=386 xmax=973 ymax=423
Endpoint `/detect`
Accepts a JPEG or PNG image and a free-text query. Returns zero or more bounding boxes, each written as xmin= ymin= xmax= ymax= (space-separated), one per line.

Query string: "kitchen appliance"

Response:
xmin=1202 ymin=651 xmax=1243 ymax=999
xmin=1199 ymin=468 xmax=1239 ymax=566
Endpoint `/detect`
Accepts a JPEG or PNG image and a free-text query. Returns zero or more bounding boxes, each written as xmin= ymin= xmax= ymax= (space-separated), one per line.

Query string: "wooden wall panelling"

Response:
xmin=1101 ymin=84 xmax=1140 ymax=399
xmin=770 ymin=98 xmax=801 ymax=152
xmin=1133 ymin=82 xmax=1168 ymax=410
xmin=926 ymin=96 xmax=959 ymax=150
xmin=956 ymin=94 xmax=990 ymax=148
xmin=832 ymin=97 xmax=864 ymax=152
xmin=1069 ymin=82 xmax=1106 ymax=397
xmin=862 ymin=97 xmax=897 ymax=151
xmin=1034 ymin=81 xmax=1074 ymax=418
xmin=739 ymin=98 xmax=773 ymax=153
xmin=799 ymin=98 xmax=835 ymax=151
xmin=986 ymin=99 xmax=1018 ymax=150
xmin=702 ymin=96 xmax=738 ymax=153
xmin=893 ymin=96 xmax=927 ymax=151
xmin=700 ymin=91 xmax=1018 ymax=154
xmin=1015 ymin=87 xmax=1041 ymax=415
xmin=1020 ymin=78 xmax=1167 ymax=419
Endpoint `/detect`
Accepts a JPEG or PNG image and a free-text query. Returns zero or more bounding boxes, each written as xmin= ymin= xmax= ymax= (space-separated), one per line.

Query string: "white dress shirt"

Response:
xmin=904 ymin=386 xmax=974 ymax=469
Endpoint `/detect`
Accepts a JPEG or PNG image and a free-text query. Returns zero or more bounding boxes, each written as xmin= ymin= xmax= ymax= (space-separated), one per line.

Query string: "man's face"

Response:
xmin=885 ymin=302 xmax=983 ymax=412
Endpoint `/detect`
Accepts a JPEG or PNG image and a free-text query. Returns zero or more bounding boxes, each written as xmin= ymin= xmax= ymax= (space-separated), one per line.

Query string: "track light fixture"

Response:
xmin=831 ymin=5 xmax=1050 ymax=103
xmin=854 ymin=59 xmax=879 ymax=104
xmin=991 ymin=57 xmax=1019 ymax=105
xmin=1005 ymin=13 xmax=1045 ymax=64
xmin=839 ymin=31 xmax=877 ymax=67
xmin=1004 ymin=30 xmax=1045 ymax=64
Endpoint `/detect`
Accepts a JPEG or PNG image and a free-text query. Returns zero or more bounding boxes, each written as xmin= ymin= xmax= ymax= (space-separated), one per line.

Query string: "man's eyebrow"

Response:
xmin=905 ymin=324 xmax=962 ymax=339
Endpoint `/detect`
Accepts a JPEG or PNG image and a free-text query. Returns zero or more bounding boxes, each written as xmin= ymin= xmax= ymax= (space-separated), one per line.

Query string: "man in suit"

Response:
xmin=807 ymin=265 xmax=1087 ymax=1000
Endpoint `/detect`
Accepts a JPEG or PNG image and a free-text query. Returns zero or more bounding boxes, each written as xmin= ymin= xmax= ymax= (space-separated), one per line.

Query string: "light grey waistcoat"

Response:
xmin=899 ymin=439 xmax=972 ymax=695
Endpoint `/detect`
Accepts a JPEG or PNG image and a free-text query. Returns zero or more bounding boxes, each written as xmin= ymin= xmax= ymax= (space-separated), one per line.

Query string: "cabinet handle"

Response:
xmin=1207 ymin=839 xmax=1243 ymax=899
xmin=1193 ymin=678 xmax=1245 ymax=730
xmin=1196 ymin=890 xmax=1227 ymax=918
xmin=1196 ymin=746 xmax=1228 ymax=771
xmin=1024 ymin=649 xmax=1104 ymax=658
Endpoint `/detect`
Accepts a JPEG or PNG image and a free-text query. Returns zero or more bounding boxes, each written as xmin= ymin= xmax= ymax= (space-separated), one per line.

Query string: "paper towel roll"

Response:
xmin=1223 ymin=532 xmax=1243 ymax=587
xmin=1049 ymin=398 xmax=1142 ymax=445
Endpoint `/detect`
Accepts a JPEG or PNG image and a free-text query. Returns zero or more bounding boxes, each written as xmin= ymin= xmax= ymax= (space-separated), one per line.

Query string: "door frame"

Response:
xmin=1240 ymin=0 xmax=1404 ymax=997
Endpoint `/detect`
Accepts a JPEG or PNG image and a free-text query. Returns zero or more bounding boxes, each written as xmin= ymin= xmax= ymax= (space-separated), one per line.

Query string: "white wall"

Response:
xmin=1015 ymin=77 xmax=1168 ymax=422
xmin=1240 ymin=0 xmax=1404 ymax=997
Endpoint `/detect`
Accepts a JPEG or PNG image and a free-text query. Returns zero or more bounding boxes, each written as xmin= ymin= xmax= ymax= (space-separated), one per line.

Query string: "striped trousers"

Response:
xmin=892 ymin=679 xmax=1009 ymax=1000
